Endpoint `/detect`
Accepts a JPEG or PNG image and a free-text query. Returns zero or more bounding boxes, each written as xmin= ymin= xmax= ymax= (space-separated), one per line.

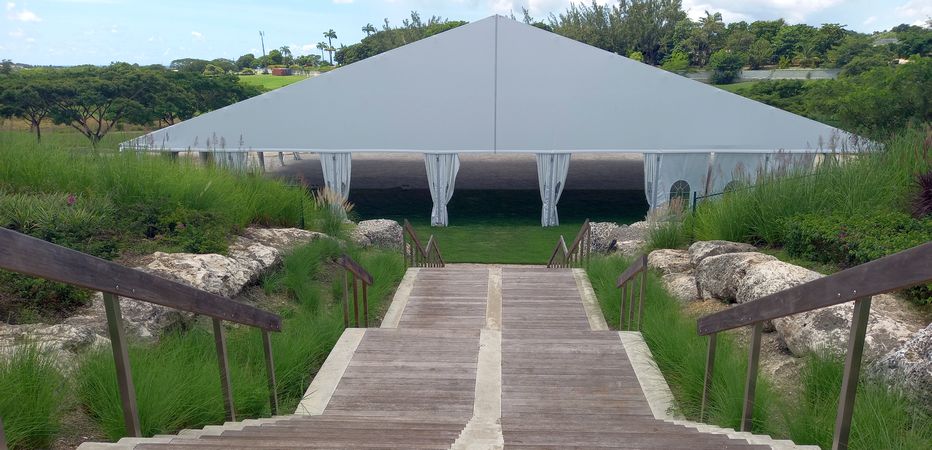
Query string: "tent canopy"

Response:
xmin=124 ymin=16 xmax=857 ymax=155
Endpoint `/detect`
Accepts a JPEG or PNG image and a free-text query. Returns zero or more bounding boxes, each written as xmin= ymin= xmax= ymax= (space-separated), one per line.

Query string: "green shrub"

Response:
xmin=0 ymin=346 xmax=65 ymax=450
xmin=783 ymin=212 xmax=932 ymax=305
xmin=709 ymin=49 xmax=746 ymax=84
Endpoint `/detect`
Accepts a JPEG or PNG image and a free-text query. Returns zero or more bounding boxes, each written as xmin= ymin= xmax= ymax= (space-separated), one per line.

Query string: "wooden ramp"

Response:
xmin=87 ymin=266 xmax=807 ymax=450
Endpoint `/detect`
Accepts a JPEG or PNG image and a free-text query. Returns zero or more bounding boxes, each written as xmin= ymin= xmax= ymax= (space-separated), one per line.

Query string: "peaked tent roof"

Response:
xmin=124 ymin=16 xmax=858 ymax=154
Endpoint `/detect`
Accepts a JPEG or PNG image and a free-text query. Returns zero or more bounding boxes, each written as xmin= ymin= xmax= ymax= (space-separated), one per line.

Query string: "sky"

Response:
xmin=1 ymin=0 xmax=930 ymax=66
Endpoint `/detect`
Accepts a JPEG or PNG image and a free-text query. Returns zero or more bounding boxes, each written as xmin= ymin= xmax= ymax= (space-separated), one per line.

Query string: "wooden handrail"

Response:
xmin=616 ymin=253 xmax=648 ymax=288
xmin=697 ymin=241 xmax=932 ymax=335
xmin=696 ymin=242 xmax=932 ymax=448
xmin=0 ymin=227 xmax=282 ymax=438
xmin=615 ymin=254 xmax=648 ymax=331
xmin=547 ymin=219 xmax=591 ymax=268
xmin=547 ymin=236 xmax=571 ymax=268
xmin=0 ymin=227 xmax=281 ymax=331
xmin=402 ymin=219 xmax=445 ymax=268
xmin=334 ymin=253 xmax=374 ymax=327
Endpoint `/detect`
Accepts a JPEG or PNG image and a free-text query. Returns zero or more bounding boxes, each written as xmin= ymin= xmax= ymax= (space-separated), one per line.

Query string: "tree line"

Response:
xmin=0 ymin=63 xmax=260 ymax=145
xmin=332 ymin=1 xmax=931 ymax=84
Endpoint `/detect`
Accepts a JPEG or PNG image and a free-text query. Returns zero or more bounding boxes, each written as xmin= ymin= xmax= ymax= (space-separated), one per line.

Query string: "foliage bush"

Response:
xmin=783 ymin=212 xmax=932 ymax=305
xmin=709 ymin=49 xmax=746 ymax=84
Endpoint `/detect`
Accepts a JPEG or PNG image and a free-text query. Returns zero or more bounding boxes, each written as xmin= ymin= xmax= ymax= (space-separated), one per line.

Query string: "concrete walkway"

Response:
xmin=82 ymin=265 xmax=815 ymax=449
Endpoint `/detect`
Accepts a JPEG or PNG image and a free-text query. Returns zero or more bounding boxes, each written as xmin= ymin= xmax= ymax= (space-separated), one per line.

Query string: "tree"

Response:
xmin=747 ymin=38 xmax=773 ymax=69
xmin=0 ymin=72 xmax=55 ymax=142
xmin=362 ymin=23 xmax=376 ymax=36
xmin=235 ymin=53 xmax=257 ymax=70
xmin=324 ymin=29 xmax=338 ymax=63
xmin=0 ymin=59 xmax=12 ymax=74
xmin=278 ymin=46 xmax=294 ymax=65
xmin=48 ymin=64 xmax=160 ymax=147
xmin=316 ymin=42 xmax=328 ymax=60
xmin=628 ymin=50 xmax=644 ymax=62
xmin=660 ymin=50 xmax=689 ymax=73
xmin=202 ymin=64 xmax=225 ymax=76
xmin=169 ymin=58 xmax=211 ymax=73
xmin=267 ymin=49 xmax=283 ymax=65
xmin=708 ymin=49 xmax=745 ymax=84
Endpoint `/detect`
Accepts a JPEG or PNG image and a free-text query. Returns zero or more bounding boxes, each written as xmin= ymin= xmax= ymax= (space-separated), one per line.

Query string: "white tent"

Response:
xmin=124 ymin=15 xmax=861 ymax=224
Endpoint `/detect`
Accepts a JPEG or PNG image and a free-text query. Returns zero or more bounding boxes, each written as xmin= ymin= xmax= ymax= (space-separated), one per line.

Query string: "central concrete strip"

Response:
xmin=295 ymin=328 xmax=366 ymax=415
xmin=452 ymin=328 xmax=504 ymax=449
xmin=380 ymin=268 xmax=419 ymax=328
xmin=573 ymin=268 xmax=609 ymax=331
xmin=486 ymin=267 xmax=503 ymax=331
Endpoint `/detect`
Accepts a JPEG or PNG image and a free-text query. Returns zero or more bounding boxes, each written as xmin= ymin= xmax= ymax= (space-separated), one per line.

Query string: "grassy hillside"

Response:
xmin=238 ymin=74 xmax=308 ymax=91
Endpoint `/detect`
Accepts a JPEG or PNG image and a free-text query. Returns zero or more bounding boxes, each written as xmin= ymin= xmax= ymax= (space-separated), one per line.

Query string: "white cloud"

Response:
xmin=863 ymin=15 xmax=877 ymax=25
xmin=7 ymin=7 xmax=41 ymax=22
xmin=8 ymin=27 xmax=23 ymax=38
xmin=682 ymin=0 xmax=844 ymax=23
xmin=896 ymin=0 xmax=932 ymax=25
xmin=5 ymin=2 xmax=14 ymax=11
xmin=190 ymin=30 xmax=204 ymax=41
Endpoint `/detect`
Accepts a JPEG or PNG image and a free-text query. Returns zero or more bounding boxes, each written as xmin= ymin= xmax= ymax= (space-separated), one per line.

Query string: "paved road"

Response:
xmin=264 ymin=152 xmax=645 ymax=190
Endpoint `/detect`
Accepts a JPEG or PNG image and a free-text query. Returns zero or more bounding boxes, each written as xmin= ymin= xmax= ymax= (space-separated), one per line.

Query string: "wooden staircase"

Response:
xmin=79 ymin=265 xmax=817 ymax=450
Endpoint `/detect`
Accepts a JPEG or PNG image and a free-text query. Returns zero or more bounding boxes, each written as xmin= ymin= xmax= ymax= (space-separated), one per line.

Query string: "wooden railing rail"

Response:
xmin=334 ymin=254 xmax=374 ymax=328
xmin=546 ymin=219 xmax=591 ymax=268
xmin=696 ymin=242 xmax=932 ymax=450
xmin=615 ymin=253 xmax=648 ymax=331
xmin=0 ymin=227 xmax=283 ymax=440
xmin=402 ymin=219 xmax=445 ymax=268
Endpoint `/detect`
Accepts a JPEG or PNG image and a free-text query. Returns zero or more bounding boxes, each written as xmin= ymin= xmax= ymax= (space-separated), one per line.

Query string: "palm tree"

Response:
xmin=323 ymin=29 xmax=338 ymax=64
xmin=362 ymin=23 xmax=376 ymax=36
xmin=316 ymin=42 xmax=327 ymax=60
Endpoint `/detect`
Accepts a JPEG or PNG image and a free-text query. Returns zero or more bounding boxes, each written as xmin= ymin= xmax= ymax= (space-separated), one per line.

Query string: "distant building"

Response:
xmin=271 ymin=67 xmax=292 ymax=76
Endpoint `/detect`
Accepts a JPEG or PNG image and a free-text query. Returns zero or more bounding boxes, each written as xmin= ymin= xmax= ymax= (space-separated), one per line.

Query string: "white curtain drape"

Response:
xmin=536 ymin=153 xmax=571 ymax=227
xmin=320 ymin=153 xmax=352 ymax=213
xmin=424 ymin=153 xmax=460 ymax=226
xmin=643 ymin=153 xmax=660 ymax=208
xmin=653 ymin=153 xmax=710 ymax=209
xmin=710 ymin=153 xmax=766 ymax=193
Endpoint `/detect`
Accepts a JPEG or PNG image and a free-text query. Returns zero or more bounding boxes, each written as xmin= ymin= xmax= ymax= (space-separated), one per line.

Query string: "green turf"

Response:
xmin=350 ymin=188 xmax=649 ymax=263
xmin=238 ymin=74 xmax=308 ymax=91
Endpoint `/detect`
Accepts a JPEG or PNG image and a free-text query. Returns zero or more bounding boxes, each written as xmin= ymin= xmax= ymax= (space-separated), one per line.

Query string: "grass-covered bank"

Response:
xmin=0 ymin=131 xmax=323 ymax=323
xmin=1 ymin=239 xmax=404 ymax=447
xmin=587 ymin=255 xmax=932 ymax=449
xmin=652 ymin=127 xmax=932 ymax=307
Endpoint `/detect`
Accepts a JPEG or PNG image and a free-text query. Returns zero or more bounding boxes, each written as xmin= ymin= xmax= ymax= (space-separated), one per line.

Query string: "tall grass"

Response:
xmin=0 ymin=132 xmax=322 ymax=253
xmin=0 ymin=346 xmax=65 ymax=449
xmin=587 ymin=255 xmax=932 ymax=449
xmin=76 ymin=239 xmax=405 ymax=440
xmin=691 ymin=128 xmax=931 ymax=245
xmin=586 ymin=256 xmax=776 ymax=432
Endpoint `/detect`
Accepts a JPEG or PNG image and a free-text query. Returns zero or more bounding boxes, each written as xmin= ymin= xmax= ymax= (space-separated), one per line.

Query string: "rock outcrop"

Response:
xmin=688 ymin=240 xmax=757 ymax=267
xmin=2 ymin=227 xmax=325 ymax=361
xmin=773 ymin=302 xmax=915 ymax=360
xmin=648 ymin=249 xmax=692 ymax=275
xmin=351 ymin=219 xmax=402 ymax=249
xmin=695 ymin=252 xmax=776 ymax=302
xmin=661 ymin=273 xmax=699 ymax=303
xmin=871 ymin=323 xmax=932 ymax=412
xmin=589 ymin=222 xmax=619 ymax=253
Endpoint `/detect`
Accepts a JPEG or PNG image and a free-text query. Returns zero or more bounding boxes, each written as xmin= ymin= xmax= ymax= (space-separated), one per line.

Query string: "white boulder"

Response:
xmin=688 ymin=240 xmax=757 ymax=267
xmin=695 ymin=252 xmax=777 ymax=302
xmin=648 ymin=249 xmax=692 ymax=275
xmin=870 ymin=323 xmax=932 ymax=412
xmin=351 ymin=219 xmax=403 ymax=249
